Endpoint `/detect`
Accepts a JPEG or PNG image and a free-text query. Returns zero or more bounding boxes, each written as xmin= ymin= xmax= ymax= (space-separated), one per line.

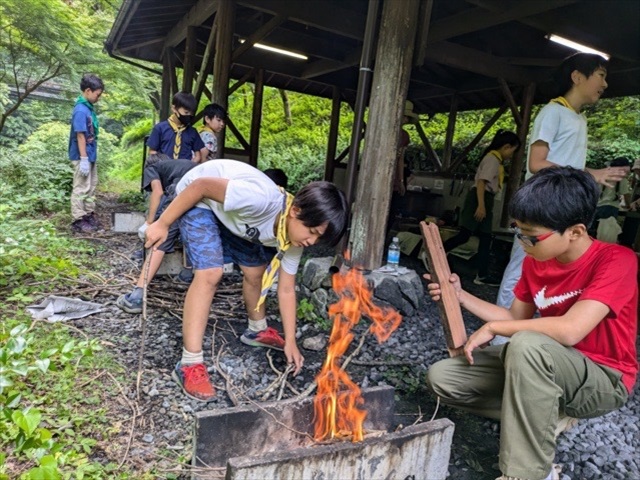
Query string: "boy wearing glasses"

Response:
xmin=425 ymin=167 xmax=637 ymax=480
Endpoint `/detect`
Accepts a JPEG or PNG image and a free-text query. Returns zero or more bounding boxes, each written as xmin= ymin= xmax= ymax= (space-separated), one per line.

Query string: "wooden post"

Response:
xmin=420 ymin=221 xmax=466 ymax=357
xmin=325 ymin=87 xmax=341 ymax=181
xmin=212 ymin=0 xmax=236 ymax=155
xmin=249 ymin=68 xmax=264 ymax=166
xmin=501 ymin=83 xmax=536 ymax=226
xmin=442 ymin=94 xmax=458 ymax=171
xmin=182 ymin=27 xmax=197 ymax=93
xmin=160 ymin=50 xmax=172 ymax=120
xmin=350 ymin=0 xmax=420 ymax=269
xmin=194 ymin=19 xmax=217 ymax=105
xmin=414 ymin=121 xmax=442 ymax=170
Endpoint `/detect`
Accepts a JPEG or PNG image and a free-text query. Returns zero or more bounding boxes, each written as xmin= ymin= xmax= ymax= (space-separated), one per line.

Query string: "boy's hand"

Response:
xmin=590 ymin=166 xmax=630 ymax=188
xmin=464 ymin=323 xmax=495 ymax=365
xmin=474 ymin=205 xmax=486 ymax=221
xmin=144 ymin=221 xmax=168 ymax=249
xmin=284 ymin=342 xmax=304 ymax=375
xmin=423 ymin=273 xmax=462 ymax=302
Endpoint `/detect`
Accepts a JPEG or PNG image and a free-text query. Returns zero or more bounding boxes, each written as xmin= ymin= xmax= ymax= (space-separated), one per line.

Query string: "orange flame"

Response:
xmin=313 ymin=259 xmax=402 ymax=442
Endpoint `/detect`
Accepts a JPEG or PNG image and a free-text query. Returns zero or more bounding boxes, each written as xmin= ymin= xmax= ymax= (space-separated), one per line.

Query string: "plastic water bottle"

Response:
xmin=387 ymin=237 xmax=400 ymax=269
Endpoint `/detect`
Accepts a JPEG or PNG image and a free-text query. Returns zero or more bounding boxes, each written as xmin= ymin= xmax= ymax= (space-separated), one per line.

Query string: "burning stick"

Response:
xmin=420 ymin=221 xmax=467 ymax=357
xmin=313 ymin=259 xmax=402 ymax=443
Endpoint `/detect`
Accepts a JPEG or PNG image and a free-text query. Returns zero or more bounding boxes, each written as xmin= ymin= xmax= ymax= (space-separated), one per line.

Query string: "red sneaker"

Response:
xmin=240 ymin=327 xmax=285 ymax=351
xmin=171 ymin=362 xmax=216 ymax=402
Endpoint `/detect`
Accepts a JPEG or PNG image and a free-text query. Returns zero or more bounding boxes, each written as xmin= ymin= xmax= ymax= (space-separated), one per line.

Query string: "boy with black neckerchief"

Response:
xmin=425 ymin=167 xmax=637 ymax=480
xmin=144 ymin=160 xmax=348 ymax=402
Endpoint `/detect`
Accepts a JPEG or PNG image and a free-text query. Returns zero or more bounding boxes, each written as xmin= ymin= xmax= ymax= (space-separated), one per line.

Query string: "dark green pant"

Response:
xmin=426 ymin=331 xmax=628 ymax=479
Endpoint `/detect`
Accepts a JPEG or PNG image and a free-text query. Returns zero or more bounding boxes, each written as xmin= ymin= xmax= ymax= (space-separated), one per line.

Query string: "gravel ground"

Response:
xmin=63 ymin=203 xmax=639 ymax=479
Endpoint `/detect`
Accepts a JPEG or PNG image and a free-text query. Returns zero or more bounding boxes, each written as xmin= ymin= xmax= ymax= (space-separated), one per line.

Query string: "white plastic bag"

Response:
xmin=596 ymin=216 xmax=622 ymax=243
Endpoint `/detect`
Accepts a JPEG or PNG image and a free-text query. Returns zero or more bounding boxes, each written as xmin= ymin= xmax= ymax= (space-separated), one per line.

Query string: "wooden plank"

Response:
xmin=249 ymin=68 xmax=264 ymax=166
xmin=420 ymin=221 xmax=466 ymax=357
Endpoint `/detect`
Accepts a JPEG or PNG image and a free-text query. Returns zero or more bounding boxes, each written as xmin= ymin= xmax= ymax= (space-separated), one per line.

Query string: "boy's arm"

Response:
xmin=145 ymin=177 xmax=229 ymax=248
xmin=76 ymin=132 xmax=88 ymax=158
xmin=527 ymin=140 xmax=553 ymax=174
xmin=474 ymin=179 xmax=487 ymax=220
xmin=193 ymin=150 xmax=202 ymax=163
xmin=464 ymin=299 xmax=609 ymax=364
xmin=146 ymin=179 xmax=163 ymax=224
xmin=199 ymin=146 xmax=209 ymax=163
xmin=277 ymin=270 xmax=304 ymax=374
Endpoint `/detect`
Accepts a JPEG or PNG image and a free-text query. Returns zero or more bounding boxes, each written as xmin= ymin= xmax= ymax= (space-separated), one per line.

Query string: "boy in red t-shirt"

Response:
xmin=425 ymin=167 xmax=637 ymax=480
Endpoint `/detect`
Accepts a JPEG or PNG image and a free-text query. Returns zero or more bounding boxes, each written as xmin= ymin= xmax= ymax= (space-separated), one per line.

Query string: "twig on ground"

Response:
xmin=350 ymin=359 xmax=420 ymax=366
xmin=429 ymin=396 xmax=440 ymax=423
xmin=136 ymin=250 xmax=153 ymax=402
xmin=106 ymin=371 xmax=139 ymax=470
xmin=214 ymin=346 xmax=240 ymax=406
xmin=107 ymin=248 xmax=140 ymax=268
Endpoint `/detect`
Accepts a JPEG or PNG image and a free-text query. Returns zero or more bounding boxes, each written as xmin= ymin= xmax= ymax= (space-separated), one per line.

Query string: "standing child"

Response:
xmin=425 ymin=167 xmax=637 ymax=480
xmin=496 ymin=53 xmax=628 ymax=322
xmin=443 ymin=130 xmax=520 ymax=286
xmin=147 ymin=92 xmax=207 ymax=163
xmin=200 ymin=103 xmax=227 ymax=161
xmin=144 ymin=160 xmax=348 ymax=401
xmin=589 ymin=156 xmax=632 ymax=240
xmin=116 ymin=154 xmax=197 ymax=313
xmin=69 ymin=74 xmax=104 ymax=233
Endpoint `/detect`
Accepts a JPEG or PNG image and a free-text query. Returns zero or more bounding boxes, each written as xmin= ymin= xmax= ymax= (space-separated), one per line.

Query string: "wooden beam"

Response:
xmin=302 ymin=48 xmax=362 ymax=79
xmin=324 ymin=87 xmax=341 ymax=181
xmin=111 ymin=0 xmax=142 ymax=49
xmin=229 ymin=68 xmax=256 ymax=95
xmin=194 ymin=19 xmax=218 ymax=105
xmin=413 ymin=0 xmax=434 ymax=67
xmin=442 ymin=95 xmax=458 ymax=170
xmin=164 ymin=0 xmax=218 ymax=48
xmin=350 ymin=0 xmax=420 ymax=269
xmin=450 ymin=104 xmax=508 ymax=171
xmin=420 ymin=221 xmax=466 ymax=357
xmin=501 ymin=83 xmax=536 ymax=227
xmin=414 ymin=121 xmax=442 ymax=171
xmin=160 ymin=50 xmax=172 ymax=120
xmin=118 ymin=37 xmax=163 ymax=53
xmin=212 ymin=0 xmax=236 ymax=154
xmin=249 ymin=68 xmax=264 ymax=166
xmin=428 ymin=0 xmax=579 ymax=44
xmin=182 ymin=27 xmax=197 ymax=93
xmin=232 ymin=14 xmax=287 ymax=62
xmin=498 ymin=78 xmax=522 ymax=128
xmin=226 ymin=117 xmax=251 ymax=151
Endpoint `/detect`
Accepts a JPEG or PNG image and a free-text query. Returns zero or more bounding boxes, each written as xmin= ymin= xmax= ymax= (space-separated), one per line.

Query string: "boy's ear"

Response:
xmin=568 ymin=223 xmax=588 ymax=238
xmin=289 ymin=206 xmax=301 ymax=218
xmin=570 ymin=69 xmax=585 ymax=86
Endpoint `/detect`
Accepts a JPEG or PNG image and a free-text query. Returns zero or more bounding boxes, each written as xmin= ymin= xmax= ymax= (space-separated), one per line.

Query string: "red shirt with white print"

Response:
xmin=514 ymin=240 xmax=638 ymax=393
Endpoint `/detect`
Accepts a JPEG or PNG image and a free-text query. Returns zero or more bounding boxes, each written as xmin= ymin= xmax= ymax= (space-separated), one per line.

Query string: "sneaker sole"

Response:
xmin=171 ymin=369 xmax=216 ymax=402
xmin=115 ymin=297 xmax=142 ymax=314
xmin=240 ymin=335 xmax=284 ymax=351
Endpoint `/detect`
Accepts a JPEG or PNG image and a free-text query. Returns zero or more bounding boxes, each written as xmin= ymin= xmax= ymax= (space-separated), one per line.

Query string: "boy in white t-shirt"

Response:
xmin=495 ymin=53 xmax=629 ymax=327
xmin=144 ymin=160 xmax=348 ymax=401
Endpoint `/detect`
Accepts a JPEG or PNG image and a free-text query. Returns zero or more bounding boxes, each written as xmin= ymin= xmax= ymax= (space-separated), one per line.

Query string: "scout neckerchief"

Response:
xmin=255 ymin=188 xmax=295 ymax=311
xmin=167 ymin=115 xmax=186 ymax=159
xmin=550 ymin=96 xmax=577 ymax=113
xmin=489 ymin=149 xmax=504 ymax=190
xmin=75 ymin=95 xmax=99 ymax=140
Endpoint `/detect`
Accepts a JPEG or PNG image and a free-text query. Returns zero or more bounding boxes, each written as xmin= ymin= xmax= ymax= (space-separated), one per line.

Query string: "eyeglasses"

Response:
xmin=510 ymin=222 xmax=556 ymax=247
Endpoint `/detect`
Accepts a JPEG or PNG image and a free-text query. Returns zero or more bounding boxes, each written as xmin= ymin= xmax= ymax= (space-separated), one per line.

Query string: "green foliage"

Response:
xmin=297 ymin=298 xmax=331 ymax=331
xmin=0 ymin=320 xmax=107 ymax=479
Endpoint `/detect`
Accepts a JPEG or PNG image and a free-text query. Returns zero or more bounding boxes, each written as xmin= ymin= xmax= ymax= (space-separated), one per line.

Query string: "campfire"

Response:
xmin=313 ymin=257 xmax=403 ymax=442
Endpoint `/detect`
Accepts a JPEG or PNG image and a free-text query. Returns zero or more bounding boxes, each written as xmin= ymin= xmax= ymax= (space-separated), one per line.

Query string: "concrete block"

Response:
xmin=112 ymin=212 xmax=145 ymax=233
xmin=155 ymin=250 xmax=184 ymax=276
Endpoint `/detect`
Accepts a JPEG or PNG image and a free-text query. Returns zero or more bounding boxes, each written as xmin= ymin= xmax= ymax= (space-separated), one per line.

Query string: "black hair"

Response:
xmin=509 ymin=167 xmax=599 ymax=233
xmin=145 ymin=153 xmax=172 ymax=168
xmin=263 ymin=168 xmax=288 ymax=189
xmin=554 ymin=53 xmax=608 ymax=97
xmin=481 ymin=130 xmax=521 ymax=158
xmin=80 ymin=74 xmax=104 ymax=92
xmin=172 ymin=92 xmax=197 ymax=113
xmin=609 ymin=157 xmax=631 ymax=167
xmin=293 ymin=181 xmax=348 ymax=247
xmin=202 ymin=103 xmax=227 ymax=123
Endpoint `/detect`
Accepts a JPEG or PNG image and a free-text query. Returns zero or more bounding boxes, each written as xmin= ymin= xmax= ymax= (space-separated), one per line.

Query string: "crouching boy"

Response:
xmin=145 ymin=160 xmax=348 ymax=401
xmin=425 ymin=167 xmax=637 ymax=480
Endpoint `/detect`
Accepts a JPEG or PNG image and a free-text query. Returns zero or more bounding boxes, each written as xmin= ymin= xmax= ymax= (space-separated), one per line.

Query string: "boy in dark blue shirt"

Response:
xmin=147 ymin=92 xmax=206 ymax=162
xmin=69 ymin=74 xmax=104 ymax=233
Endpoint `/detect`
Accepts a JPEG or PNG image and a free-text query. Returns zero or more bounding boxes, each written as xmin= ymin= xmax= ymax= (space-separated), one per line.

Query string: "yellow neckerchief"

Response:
xmin=199 ymin=125 xmax=214 ymax=134
xmin=489 ymin=149 xmax=504 ymax=190
xmin=167 ymin=115 xmax=186 ymax=159
xmin=550 ymin=96 xmax=577 ymax=113
xmin=255 ymin=188 xmax=295 ymax=311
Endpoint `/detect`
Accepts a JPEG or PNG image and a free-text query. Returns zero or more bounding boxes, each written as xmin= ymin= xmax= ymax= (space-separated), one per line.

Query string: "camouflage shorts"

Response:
xmin=180 ymin=207 xmax=268 ymax=270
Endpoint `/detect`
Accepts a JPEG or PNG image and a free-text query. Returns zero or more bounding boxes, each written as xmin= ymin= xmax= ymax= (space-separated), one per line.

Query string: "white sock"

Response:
xmin=181 ymin=348 xmax=204 ymax=365
xmin=248 ymin=318 xmax=268 ymax=332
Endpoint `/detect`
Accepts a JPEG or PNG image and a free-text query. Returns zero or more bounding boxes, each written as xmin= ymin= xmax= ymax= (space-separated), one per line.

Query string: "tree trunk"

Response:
xmin=279 ymin=89 xmax=292 ymax=126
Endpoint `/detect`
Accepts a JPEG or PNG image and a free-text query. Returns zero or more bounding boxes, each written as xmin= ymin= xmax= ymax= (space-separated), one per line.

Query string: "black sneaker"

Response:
xmin=473 ymin=275 xmax=501 ymax=287
xmin=172 ymin=267 xmax=194 ymax=285
xmin=83 ymin=212 xmax=101 ymax=231
xmin=71 ymin=218 xmax=94 ymax=234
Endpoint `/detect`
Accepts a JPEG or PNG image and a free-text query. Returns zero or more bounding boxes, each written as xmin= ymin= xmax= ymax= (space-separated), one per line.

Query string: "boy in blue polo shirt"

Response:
xmin=69 ymin=74 xmax=104 ymax=233
xmin=147 ymin=92 xmax=207 ymax=163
